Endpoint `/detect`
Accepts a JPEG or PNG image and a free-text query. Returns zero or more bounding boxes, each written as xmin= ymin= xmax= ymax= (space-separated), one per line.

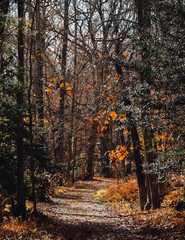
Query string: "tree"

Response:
xmin=16 ymin=0 xmax=26 ymax=219
xmin=0 ymin=0 xmax=9 ymax=73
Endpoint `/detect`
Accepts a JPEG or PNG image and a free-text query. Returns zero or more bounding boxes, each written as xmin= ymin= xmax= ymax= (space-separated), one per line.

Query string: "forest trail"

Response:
xmin=37 ymin=178 xmax=183 ymax=240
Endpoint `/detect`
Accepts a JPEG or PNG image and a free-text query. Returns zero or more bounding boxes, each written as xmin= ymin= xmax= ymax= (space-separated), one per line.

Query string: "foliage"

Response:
xmin=94 ymin=175 xmax=138 ymax=203
xmin=94 ymin=174 xmax=185 ymax=230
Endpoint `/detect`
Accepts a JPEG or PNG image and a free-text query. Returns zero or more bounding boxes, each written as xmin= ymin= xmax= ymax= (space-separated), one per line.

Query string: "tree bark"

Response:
xmin=35 ymin=0 xmax=44 ymax=132
xmin=135 ymin=0 xmax=160 ymax=209
xmin=87 ymin=120 xmax=98 ymax=179
xmin=115 ymin=59 xmax=147 ymax=210
xmin=16 ymin=0 xmax=26 ymax=219
xmin=0 ymin=0 xmax=9 ymax=74
xmin=59 ymin=0 xmax=69 ymax=165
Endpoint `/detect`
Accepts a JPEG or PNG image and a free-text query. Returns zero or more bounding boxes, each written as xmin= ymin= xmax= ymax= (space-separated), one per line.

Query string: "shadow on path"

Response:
xmin=38 ymin=178 xmax=185 ymax=240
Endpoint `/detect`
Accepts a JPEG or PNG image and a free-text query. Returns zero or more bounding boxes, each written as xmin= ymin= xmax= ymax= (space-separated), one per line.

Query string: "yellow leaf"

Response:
xmin=124 ymin=130 xmax=129 ymax=135
xmin=50 ymin=83 xmax=54 ymax=86
xmin=110 ymin=111 xmax=117 ymax=121
xmin=60 ymin=83 xmax=64 ymax=88
xmin=119 ymin=155 xmax=125 ymax=160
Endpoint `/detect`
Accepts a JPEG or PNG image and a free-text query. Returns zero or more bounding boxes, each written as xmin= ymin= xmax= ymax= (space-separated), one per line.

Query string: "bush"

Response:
xmin=94 ymin=175 xmax=138 ymax=203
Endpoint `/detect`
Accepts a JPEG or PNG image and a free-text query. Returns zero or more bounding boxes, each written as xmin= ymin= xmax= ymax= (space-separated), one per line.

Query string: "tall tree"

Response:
xmin=135 ymin=0 xmax=160 ymax=209
xmin=16 ymin=0 xmax=26 ymax=219
xmin=0 ymin=0 xmax=9 ymax=73
xmin=59 ymin=0 xmax=69 ymax=165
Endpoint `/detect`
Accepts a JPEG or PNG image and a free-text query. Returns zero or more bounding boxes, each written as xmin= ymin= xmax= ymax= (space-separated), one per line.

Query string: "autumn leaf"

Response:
xmin=101 ymin=126 xmax=108 ymax=131
xmin=118 ymin=114 xmax=126 ymax=121
xmin=65 ymin=87 xmax=71 ymax=91
xmin=157 ymin=145 xmax=162 ymax=151
xmin=123 ymin=52 xmax=128 ymax=56
xmin=107 ymin=96 xmax=113 ymax=100
xmin=110 ymin=111 xmax=117 ymax=121
xmin=69 ymin=91 xmax=74 ymax=96
xmin=119 ymin=155 xmax=125 ymax=160
xmin=94 ymin=116 xmax=99 ymax=121
xmin=45 ymin=88 xmax=51 ymax=92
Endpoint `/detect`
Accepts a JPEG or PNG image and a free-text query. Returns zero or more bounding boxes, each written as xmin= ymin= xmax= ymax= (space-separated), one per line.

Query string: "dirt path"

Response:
xmin=37 ymin=178 xmax=184 ymax=240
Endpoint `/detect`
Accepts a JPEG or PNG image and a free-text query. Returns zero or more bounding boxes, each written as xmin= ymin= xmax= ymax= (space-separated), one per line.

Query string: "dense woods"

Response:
xmin=0 ymin=0 xmax=185 ymax=238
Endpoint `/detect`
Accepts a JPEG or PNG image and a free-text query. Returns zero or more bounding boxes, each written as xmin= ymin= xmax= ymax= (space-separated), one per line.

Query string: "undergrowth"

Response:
xmin=94 ymin=174 xmax=185 ymax=230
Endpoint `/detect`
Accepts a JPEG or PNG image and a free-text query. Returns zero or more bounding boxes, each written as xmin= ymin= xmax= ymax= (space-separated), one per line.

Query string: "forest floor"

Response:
xmin=1 ymin=177 xmax=185 ymax=239
xmin=36 ymin=178 xmax=184 ymax=240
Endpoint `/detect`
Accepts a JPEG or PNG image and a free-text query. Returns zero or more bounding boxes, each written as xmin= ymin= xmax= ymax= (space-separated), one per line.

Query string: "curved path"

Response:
xmin=38 ymin=178 xmax=184 ymax=240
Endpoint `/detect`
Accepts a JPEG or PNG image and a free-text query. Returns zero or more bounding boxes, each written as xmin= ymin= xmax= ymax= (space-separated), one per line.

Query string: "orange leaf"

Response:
xmin=123 ymin=52 xmax=128 ymax=56
xmin=118 ymin=114 xmax=126 ymax=121
xmin=69 ymin=91 xmax=74 ymax=96
xmin=157 ymin=145 xmax=162 ymax=151
xmin=119 ymin=155 xmax=125 ymax=160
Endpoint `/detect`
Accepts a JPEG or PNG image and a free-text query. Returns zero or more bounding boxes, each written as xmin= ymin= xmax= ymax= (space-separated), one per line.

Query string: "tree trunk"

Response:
xmin=135 ymin=0 xmax=160 ymax=209
xmin=100 ymin=127 xmax=112 ymax=178
xmin=86 ymin=120 xmax=98 ymax=179
xmin=115 ymin=59 xmax=147 ymax=210
xmin=16 ymin=0 xmax=26 ymax=219
xmin=143 ymin=131 xmax=160 ymax=209
xmin=59 ymin=0 xmax=69 ymax=164
xmin=130 ymin=124 xmax=147 ymax=210
xmin=66 ymin=0 xmax=77 ymax=181
xmin=28 ymin=1 xmax=38 ymax=214
xmin=0 ymin=0 xmax=9 ymax=74
xmin=35 ymin=0 xmax=44 ymax=132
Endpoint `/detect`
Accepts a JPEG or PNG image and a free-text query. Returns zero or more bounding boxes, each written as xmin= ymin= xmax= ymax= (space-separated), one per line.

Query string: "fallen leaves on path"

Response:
xmin=37 ymin=178 xmax=185 ymax=240
xmin=1 ymin=178 xmax=184 ymax=239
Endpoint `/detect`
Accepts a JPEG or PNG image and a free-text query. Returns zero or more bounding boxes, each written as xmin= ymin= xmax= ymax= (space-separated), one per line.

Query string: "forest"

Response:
xmin=0 ymin=0 xmax=185 ymax=239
